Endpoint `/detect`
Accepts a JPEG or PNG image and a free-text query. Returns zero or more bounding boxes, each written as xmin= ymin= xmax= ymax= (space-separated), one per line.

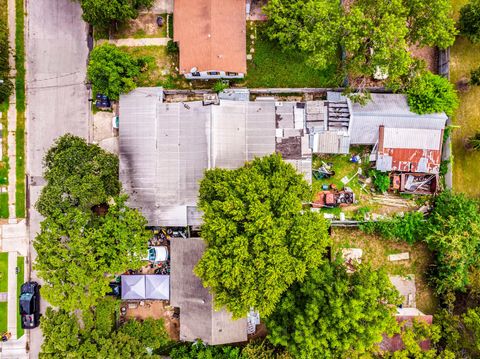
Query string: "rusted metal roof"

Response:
xmin=173 ymin=0 xmax=247 ymax=74
xmin=377 ymin=126 xmax=443 ymax=174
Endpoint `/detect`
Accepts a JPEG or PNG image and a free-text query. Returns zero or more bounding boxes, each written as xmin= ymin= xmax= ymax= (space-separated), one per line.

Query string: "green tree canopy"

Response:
xmin=40 ymin=299 xmax=169 ymax=358
xmin=425 ymin=191 xmax=480 ymax=294
xmin=263 ymin=0 xmax=456 ymax=83
xmin=405 ymin=0 xmax=457 ymax=49
xmin=80 ymin=0 xmax=153 ymax=29
xmin=264 ymin=0 xmax=341 ymax=71
xmin=437 ymin=306 xmax=480 ymax=358
xmin=36 ymin=134 xmax=120 ymax=217
xmin=406 ymin=72 xmax=459 ymax=116
xmin=343 ymin=0 xmax=412 ymax=82
xmin=194 ymin=154 xmax=331 ymax=318
xmin=87 ymin=44 xmax=145 ymax=100
xmin=266 ymin=263 xmax=401 ymax=359
xmin=34 ymin=196 xmax=149 ymax=311
xmin=459 ymin=0 xmax=480 ymax=44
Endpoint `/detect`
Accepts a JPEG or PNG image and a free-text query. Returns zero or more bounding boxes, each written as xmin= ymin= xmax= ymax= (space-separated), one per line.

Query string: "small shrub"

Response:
xmin=359 ymin=212 xmax=425 ymax=244
xmin=406 ymin=71 xmax=459 ymax=116
xmin=212 ymin=80 xmax=229 ymax=93
xmin=467 ymin=133 xmax=480 ymax=151
xmin=166 ymin=40 xmax=178 ymax=55
xmin=459 ymin=0 xmax=480 ymax=43
xmin=470 ymin=67 xmax=480 ymax=86
xmin=370 ymin=170 xmax=390 ymax=193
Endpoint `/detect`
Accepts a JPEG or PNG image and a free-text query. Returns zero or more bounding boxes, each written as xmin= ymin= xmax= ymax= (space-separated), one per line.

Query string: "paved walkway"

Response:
xmin=98 ymin=37 xmax=169 ymax=47
xmin=7 ymin=251 xmax=18 ymax=339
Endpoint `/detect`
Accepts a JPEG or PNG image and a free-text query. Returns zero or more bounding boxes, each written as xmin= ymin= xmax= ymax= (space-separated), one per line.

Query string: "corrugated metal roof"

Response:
xmin=312 ymin=132 xmax=350 ymax=154
xmin=327 ymin=91 xmax=348 ymax=102
xmin=383 ymin=128 xmax=442 ymax=150
xmin=349 ymin=94 xmax=447 ymax=145
xmin=119 ymin=90 xmax=275 ymax=226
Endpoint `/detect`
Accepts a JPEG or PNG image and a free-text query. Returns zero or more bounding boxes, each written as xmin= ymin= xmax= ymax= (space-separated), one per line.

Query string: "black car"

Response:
xmin=19 ymin=282 xmax=40 ymax=329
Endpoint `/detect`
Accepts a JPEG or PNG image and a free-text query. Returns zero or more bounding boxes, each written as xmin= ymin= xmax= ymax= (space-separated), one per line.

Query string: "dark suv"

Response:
xmin=19 ymin=282 xmax=40 ymax=329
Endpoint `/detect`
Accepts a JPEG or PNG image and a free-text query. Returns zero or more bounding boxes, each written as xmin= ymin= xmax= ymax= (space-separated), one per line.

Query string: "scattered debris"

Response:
xmin=341 ymin=248 xmax=363 ymax=273
xmin=388 ymin=252 xmax=410 ymax=262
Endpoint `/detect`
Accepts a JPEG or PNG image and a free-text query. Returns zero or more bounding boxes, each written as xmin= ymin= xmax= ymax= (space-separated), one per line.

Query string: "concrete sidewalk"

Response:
xmin=7 ymin=252 xmax=18 ymax=339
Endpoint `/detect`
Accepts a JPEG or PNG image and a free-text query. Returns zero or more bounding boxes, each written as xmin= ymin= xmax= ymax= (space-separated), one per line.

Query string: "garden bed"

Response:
xmin=331 ymin=228 xmax=438 ymax=314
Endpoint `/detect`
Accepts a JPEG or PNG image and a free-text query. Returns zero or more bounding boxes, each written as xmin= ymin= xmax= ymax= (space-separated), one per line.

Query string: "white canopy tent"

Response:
xmin=121 ymin=274 xmax=170 ymax=300
xmin=146 ymin=275 xmax=170 ymax=300
xmin=121 ymin=275 xmax=146 ymax=300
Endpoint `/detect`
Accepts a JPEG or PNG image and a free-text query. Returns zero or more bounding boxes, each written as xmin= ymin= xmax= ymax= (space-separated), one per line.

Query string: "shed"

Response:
xmin=170 ymin=237 xmax=248 ymax=345
xmin=349 ymin=93 xmax=447 ymax=145
xmin=376 ymin=126 xmax=443 ymax=174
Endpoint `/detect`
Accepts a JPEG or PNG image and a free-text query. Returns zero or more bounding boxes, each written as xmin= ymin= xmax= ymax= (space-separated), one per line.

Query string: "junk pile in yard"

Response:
xmin=391 ymin=173 xmax=439 ymax=195
xmin=312 ymin=187 xmax=356 ymax=208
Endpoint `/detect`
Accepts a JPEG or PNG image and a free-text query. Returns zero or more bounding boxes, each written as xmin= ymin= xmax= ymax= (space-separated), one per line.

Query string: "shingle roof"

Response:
xmin=170 ymin=237 xmax=248 ymax=345
xmin=173 ymin=0 xmax=247 ymax=74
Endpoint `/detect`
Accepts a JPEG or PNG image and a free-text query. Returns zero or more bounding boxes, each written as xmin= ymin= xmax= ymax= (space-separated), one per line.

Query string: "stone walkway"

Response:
xmin=98 ymin=37 xmax=170 ymax=47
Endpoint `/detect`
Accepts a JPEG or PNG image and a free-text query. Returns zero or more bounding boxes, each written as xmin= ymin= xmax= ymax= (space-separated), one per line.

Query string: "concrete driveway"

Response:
xmin=26 ymin=0 xmax=89 ymax=356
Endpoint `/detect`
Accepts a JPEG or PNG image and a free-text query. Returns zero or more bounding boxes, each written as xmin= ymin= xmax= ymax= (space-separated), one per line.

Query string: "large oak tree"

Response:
xmin=194 ymin=154 xmax=331 ymax=318
xmin=36 ymin=134 xmax=120 ymax=217
xmin=34 ymin=195 xmax=149 ymax=311
xmin=266 ymin=263 xmax=401 ymax=358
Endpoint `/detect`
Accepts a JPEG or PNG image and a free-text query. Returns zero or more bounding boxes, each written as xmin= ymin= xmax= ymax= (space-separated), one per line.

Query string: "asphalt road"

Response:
xmin=26 ymin=0 xmax=89 ymax=356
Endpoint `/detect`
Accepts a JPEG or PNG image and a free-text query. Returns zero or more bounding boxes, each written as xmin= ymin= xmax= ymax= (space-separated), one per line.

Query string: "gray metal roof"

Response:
xmin=382 ymin=128 xmax=442 ymax=150
xmin=349 ymin=94 xmax=447 ymax=145
xmin=170 ymin=237 xmax=248 ymax=345
xmin=119 ymin=89 xmax=275 ymax=226
xmin=312 ymin=132 xmax=350 ymax=154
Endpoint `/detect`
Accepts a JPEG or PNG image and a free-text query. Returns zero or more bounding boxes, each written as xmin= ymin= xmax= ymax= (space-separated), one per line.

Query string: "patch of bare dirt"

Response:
xmin=124 ymin=300 xmax=180 ymax=340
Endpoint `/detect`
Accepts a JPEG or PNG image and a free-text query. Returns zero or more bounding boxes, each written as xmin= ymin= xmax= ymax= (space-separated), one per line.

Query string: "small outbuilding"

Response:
xmin=170 ymin=237 xmax=248 ymax=345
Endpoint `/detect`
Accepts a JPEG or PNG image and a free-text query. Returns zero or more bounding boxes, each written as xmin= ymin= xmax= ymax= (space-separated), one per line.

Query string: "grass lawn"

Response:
xmin=120 ymin=46 xmax=191 ymax=89
xmin=332 ymin=228 xmax=438 ymax=315
xmin=450 ymin=0 xmax=480 ymax=196
xmin=0 ymin=192 xmax=8 ymax=218
xmin=0 ymin=252 xmax=8 ymax=292
xmin=0 ymin=302 xmax=7 ymax=333
xmin=16 ymin=256 xmax=24 ymax=338
xmin=243 ymin=22 xmax=341 ymax=88
xmin=15 ymin=0 xmax=25 ymax=218
xmin=117 ymin=13 xmax=168 ymax=39
xmin=311 ymin=147 xmax=382 ymax=217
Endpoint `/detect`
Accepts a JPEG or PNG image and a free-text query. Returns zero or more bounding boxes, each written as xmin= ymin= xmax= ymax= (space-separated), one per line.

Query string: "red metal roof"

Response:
xmin=378 ymin=126 xmax=443 ymax=174
xmin=173 ymin=0 xmax=247 ymax=74
xmin=380 ymin=315 xmax=433 ymax=352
